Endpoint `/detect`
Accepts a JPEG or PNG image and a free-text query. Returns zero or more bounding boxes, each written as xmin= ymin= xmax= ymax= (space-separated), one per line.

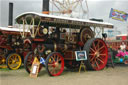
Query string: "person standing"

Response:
xmin=120 ymin=42 xmax=126 ymax=52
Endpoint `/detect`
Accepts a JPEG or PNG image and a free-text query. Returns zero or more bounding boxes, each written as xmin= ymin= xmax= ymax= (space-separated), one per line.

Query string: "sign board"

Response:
xmin=30 ymin=57 xmax=40 ymax=78
xmin=75 ymin=51 xmax=87 ymax=61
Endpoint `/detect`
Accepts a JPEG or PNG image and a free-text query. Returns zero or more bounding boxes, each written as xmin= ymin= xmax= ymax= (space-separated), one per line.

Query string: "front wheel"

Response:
xmin=45 ymin=52 xmax=64 ymax=76
xmin=6 ymin=53 xmax=22 ymax=70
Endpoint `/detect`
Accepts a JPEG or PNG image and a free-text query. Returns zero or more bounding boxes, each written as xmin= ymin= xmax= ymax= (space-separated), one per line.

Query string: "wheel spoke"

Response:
xmin=57 ymin=64 xmax=61 ymax=69
xmin=91 ymin=61 xmax=96 ymax=68
xmin=99 ymin=54 xmax=106 ymax=56
xmin=90 ymin=56 xmax=95 ymax=62
xmin=95 ymin=60 xmax=100 ymax=69
xmin=90 ymin=48 xmax=95 ymax=53
xmin=51 ymin=56 xmax=55 ymax=62
xmin=56 ymin=56 xmax=59 ymax=62
xmin=96 ymin=57 xmax=104 ymax=64
xmin=57 ymin=57 xmax=61 ymax=63
xmin=55 ymin=69 xmax=58 ymax=74
xmin=98 ymin=45 xmax=105 ymax=51
xmin=16 ymin=62 xmax=20 ymax=64
xmin=10 ymin=57 xmax=14 ymax=61
xmin=92 ymin=42 xmax=96 ymax=51
xmin=89 ymin=53 xmax=94 ymax=56
xmin=98 ymin=54 xmax=106 ymax=59
xmin=96 ymin=40 xmax=100 ymax=50
xmin=15 ymin=55 xmax=17 ymax=60
xmin=51 ymin=67 xmax=55 ymax=74
xmin=53 ymin=54 xmax=56 ymax=60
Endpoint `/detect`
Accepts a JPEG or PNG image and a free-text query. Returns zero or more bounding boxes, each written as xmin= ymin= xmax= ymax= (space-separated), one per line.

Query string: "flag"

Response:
xmin=109 ymin=8 xmax=128 ymax=21
xmin=40 ymin=57 xmax=45 ymax=65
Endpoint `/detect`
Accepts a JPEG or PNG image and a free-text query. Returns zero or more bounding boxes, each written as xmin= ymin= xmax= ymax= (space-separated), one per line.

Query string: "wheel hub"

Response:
xmin=95 ymin=52 xmax=100 ymax=57
xmin=2 ymin=58 xmax=6 ymax=63
xmin=55 ymin=62 xmax=59 ymax=67
xmin=12 ymin=60 xmax=16 ymax=64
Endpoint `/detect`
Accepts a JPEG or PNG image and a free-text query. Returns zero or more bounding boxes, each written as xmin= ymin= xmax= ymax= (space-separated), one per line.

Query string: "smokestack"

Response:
xmin=42 ymin=0 xmax=49 ymax=14
xmin=8 ymin=2 xmax=13 ymax=28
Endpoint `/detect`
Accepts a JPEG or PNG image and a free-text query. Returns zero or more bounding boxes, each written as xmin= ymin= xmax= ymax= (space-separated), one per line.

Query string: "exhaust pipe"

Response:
xmin=8 ymin=2 xmax=13 ymax=28
xmin=42 ymin=0 xmax=49 ymax=14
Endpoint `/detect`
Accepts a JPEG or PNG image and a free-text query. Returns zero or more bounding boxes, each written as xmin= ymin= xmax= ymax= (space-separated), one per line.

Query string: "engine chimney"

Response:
xmin=8 ymin=2 xmax=13 ymax=28
xmin=42 ymin=0 xmax=49 ymax=14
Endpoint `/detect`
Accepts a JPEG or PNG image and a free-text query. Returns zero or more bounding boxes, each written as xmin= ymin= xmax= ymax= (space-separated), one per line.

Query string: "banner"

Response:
xmin=109 ymin=8 xmax=128 ymax=21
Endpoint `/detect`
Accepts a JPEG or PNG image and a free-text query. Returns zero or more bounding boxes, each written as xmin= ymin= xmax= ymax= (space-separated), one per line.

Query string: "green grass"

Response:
xmin=0 ymin=68 xmax=10 ymax=71
xmin=0 ymin=65 xmax=25 ymax=71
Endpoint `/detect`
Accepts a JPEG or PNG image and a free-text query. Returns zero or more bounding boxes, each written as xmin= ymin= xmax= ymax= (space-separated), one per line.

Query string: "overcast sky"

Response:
xmin=0 ymin=0 xmax=128 ymax=35
xmin=88 ymin=0 xmax=128 ymax=35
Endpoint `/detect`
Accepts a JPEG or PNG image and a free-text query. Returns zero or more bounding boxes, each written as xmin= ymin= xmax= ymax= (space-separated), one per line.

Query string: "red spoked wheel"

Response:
xmin=84 ymin=38 xmax=108 ymax=70
xmin=24 ymin=51 xmax=42 ymax=73
xmin=46 ymin=52 xmax=64 ymax=76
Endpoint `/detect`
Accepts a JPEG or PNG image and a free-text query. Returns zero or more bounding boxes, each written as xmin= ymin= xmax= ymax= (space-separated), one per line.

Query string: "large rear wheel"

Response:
xmin=45 ymin=52 xmax=64 ymax=76
xmin=84 ymin=38 xmax=108 ymax=70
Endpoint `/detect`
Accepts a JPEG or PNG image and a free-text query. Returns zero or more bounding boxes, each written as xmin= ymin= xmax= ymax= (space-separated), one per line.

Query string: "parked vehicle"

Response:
xmin=0 ymin=27 xmax=30 ymax=70
xmin=15 ymin=12 xmax=113 ymax=76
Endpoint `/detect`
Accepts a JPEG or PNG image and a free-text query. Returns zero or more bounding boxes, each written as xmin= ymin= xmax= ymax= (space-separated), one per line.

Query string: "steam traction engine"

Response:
xmin=0 ymin=27 xmax=30 ymax=69
xmin=15 ymin=12 xmax=113 ymax=76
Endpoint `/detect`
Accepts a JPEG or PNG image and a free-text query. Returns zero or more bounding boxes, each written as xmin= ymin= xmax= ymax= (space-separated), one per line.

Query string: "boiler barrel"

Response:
xmin=42 ymin=43 xmax=77 ymax=52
